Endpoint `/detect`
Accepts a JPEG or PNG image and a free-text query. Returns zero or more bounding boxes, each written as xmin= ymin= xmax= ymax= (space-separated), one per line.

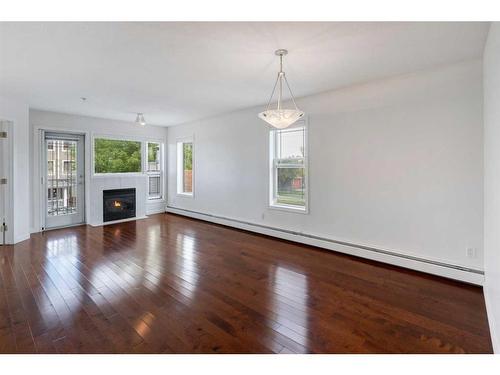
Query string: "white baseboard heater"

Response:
xmin=166 ymin=205 xmax=484 ymax=286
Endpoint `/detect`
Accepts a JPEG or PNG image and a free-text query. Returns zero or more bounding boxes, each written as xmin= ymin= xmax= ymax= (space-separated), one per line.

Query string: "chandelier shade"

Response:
xmin=258 ymin=109 xmax=304 ymax=129
xmin=258 ymin=49 xmax=304 ymax=129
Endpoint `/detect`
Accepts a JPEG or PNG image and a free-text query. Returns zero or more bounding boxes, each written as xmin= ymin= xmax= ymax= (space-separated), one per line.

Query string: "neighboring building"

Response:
xmin=47 ymin=140 xmax=77 ymax=216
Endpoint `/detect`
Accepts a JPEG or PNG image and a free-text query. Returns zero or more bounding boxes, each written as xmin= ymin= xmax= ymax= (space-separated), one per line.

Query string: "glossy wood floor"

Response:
xmin=0 ymin=213 xmax=492 ymax=353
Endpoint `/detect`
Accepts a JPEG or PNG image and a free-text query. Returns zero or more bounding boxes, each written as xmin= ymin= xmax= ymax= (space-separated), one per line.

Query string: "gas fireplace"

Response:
xmin=103 ymin=188 xmax=136 ymax=222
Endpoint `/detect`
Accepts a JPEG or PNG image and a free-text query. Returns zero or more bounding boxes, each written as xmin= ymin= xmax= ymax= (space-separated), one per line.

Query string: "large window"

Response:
xmin=177 ymin=140 xmax=193 ymax=196
xmin=146 ymin=142 xmax=162 ymax=200
xmin=269 ymin=124 xmax=307 ymax=211
xmin=92 ymin=136 xmax=165 ymax=202
xmin=94 ymin=138 xmax=142 ymax=174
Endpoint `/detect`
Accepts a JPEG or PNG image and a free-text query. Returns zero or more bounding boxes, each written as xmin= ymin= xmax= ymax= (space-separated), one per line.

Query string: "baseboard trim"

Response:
xmin=12 ymin=233 xmax=31 ymax=245
xmin=166 ymin=206 xmax=484 ymax=285
xmin=89 ymin=216 xmax=148 ymax=227
xmin=146 ymin=206 xmax=167 ymax=215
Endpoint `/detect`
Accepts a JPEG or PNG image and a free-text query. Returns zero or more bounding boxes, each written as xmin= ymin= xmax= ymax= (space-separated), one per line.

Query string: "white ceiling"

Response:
xmin=0 ymin=22 xmax=490 ymax=126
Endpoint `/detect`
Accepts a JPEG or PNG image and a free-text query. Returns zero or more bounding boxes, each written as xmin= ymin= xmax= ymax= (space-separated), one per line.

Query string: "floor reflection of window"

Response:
xmin=142 ymin=224 xmax=162 ymax=289
xmin=176 ymin=233 xmax=199 ymax=300
xmin=271 ymin=266 xmax=310 ymax=346
xmin=41 ymin=235 xmax=83 ymax=323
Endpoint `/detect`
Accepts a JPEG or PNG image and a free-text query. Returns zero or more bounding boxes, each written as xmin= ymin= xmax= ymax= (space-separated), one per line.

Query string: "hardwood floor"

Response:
xmin=0 ymin=213 xmax=492 ymax=353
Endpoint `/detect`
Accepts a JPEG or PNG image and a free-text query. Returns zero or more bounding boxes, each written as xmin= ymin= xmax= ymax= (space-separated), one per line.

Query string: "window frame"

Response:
xmin=92 ymin=135 xmax=144 ymax=177
xmin=268 ymin=119 xmax=309 ymax=214
xmin=176 ymin=138 xmax=194 ymax=198
xmin=145 ymin=141 xmax=163 ymax=201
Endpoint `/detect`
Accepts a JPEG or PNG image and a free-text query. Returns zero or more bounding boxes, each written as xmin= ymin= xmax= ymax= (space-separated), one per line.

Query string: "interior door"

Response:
xmin=44 ymin=132 xmax=85 ymax=229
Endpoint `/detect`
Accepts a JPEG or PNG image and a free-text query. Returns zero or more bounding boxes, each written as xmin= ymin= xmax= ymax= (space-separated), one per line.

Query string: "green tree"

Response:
xmin=148 ymin=143 xmax=159 ymax=163
xmin=183 ymin=143 xmax=193 ymax=170
xmin=277 ymin=167 xmax=304 ymax=192
xmin=94 ymin=139 xmax=142 ymax=173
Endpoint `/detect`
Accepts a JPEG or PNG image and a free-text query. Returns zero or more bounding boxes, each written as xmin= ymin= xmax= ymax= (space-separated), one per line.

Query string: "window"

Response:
xmin=269 ymin=123 xmax=307 ymax=211
xmin=92 ymin=136 xmax=165 ymax=201
xmin=63 ymin=160 xmax=73 ymax=174
xmin=48 ymin=188 xmax=57 ymax=199
xmin=48 ymin=160 xmax=54 ymax=174
xmin=147 ymin=142 xmax=161 ymax=171
xmin=146 ymin=142 xmax=162 ymax=200
xmin=94 ymin=138 xmax=142 ymax=174
xmin=177 ymin=140 xmax=193 ymax=196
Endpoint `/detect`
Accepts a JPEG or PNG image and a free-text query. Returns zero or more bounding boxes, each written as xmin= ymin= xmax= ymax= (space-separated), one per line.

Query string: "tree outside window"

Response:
xmin=94 ymin=138 xmax=142 ymax=174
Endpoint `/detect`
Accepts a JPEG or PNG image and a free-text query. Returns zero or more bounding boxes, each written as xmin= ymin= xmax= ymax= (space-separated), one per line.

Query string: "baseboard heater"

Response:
xmin=166 ymin=205 xmax=484 ymax=285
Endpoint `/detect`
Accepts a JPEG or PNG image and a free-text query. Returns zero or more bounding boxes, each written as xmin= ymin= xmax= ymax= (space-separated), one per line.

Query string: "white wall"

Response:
xmin=168 ymin=59 xmax=484 ymax=282
xmin=483 ymin=23 xmax=500 ymax=353
xmin=0 ymin=96 xmax=30 ymax=244
xmin=30 ymin=110 xmax=168 ymax=231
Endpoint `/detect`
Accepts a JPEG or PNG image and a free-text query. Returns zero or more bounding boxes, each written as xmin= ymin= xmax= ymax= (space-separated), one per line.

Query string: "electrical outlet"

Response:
xmin=466 ymin=248 xmax=477 ymax=259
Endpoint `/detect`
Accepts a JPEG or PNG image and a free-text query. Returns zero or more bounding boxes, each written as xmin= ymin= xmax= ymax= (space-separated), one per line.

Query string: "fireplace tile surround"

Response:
xmin=89 ymin=175 xmax=149 ymax=226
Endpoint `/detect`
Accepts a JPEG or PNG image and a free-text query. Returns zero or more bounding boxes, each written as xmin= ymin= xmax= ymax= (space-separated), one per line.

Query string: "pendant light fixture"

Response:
xmin=135 ymin=113 xmax=146 ymax=126
xmin=258 ymin=49 xmax=304 ymax=129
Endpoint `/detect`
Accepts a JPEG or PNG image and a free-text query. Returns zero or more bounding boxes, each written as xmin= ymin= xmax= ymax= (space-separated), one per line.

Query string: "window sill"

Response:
xmin=147 ymin=198 xmax=165 ymax=202
xmin=92 ymin=173 xmax=146 ymax=178
xmin=177 ymin=192 xmax=194 ymax=198
xmin=269 ymin=203 xmax=308 ymax=214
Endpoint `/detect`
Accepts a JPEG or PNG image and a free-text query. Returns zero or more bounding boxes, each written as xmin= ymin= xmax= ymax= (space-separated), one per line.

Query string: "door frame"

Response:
xmin=38 ymin=128 xmax=88 ymax=231
xmin=0 ymin=120 xmax=13 ymax=244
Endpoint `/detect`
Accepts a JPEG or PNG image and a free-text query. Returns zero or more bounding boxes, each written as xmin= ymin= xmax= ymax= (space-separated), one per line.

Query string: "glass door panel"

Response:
xmin=44 ymin=133 xmax=85 ymax=229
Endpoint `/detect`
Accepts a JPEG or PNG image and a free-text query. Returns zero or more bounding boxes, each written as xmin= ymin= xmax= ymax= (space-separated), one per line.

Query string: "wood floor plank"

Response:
xmin=0 ymin=213 xmax=493 ymax=353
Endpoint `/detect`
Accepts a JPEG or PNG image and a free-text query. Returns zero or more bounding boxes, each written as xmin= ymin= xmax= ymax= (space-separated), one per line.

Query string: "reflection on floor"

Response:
xmin=0 ymin=213 xmax=493 ymax=353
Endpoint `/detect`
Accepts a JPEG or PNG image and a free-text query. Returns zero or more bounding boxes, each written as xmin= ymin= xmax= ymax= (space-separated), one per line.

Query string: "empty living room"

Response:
xmin=1 ymin=0 xmax=500 ymax=373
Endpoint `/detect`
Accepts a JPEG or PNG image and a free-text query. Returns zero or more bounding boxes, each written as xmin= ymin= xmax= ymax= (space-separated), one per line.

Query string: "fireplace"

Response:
xmin=103 ymin=188 xmax=136 ymax=222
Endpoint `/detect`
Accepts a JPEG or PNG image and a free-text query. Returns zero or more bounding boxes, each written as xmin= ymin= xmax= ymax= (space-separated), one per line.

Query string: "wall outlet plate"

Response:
xmin=466 ymin=248 xmax=477 ymax=258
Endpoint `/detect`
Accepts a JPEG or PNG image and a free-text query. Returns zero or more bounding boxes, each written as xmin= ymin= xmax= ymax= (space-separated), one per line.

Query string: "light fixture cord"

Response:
xmin=265 ymin=51 xmax=300 ymax=111
xmin=265 ymin=75 xmax=280 ymax=111
xmin=283 ymin=75 xmax=300 ymax=110
xmin=278 ymin=54 xmax=283 ymax=111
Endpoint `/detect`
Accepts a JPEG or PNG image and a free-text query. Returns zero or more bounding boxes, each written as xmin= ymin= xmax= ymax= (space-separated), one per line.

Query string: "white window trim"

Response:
xmin=268 ymin=119 xmax=309 ymax=214
xmin=91 ymin=135 xmax=144 ymax=177
xmin=145 ymin=141 xmax=164 ymax=201
xmin=176 ymin=137 xmax=195 ymax=198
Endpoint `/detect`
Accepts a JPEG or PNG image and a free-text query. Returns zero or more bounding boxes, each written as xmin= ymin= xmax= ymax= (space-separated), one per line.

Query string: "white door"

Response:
xmin=44 ymin=132 xmax=85 ymax=229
